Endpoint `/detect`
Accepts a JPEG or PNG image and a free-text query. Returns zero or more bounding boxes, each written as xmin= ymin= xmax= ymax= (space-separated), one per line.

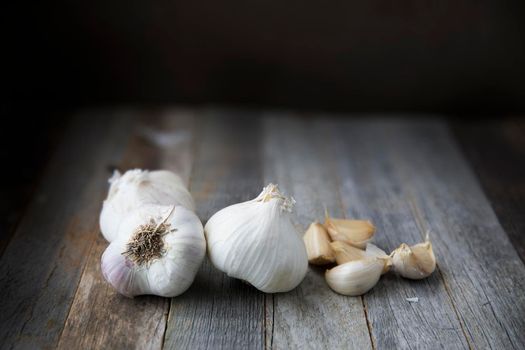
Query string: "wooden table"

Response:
xmin=1 ymin=109 xmax=524 ymax=349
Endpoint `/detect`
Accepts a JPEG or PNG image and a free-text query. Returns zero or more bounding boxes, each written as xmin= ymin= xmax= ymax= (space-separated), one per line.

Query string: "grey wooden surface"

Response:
xmin=1 ymin=109 xmax=524 ymax=350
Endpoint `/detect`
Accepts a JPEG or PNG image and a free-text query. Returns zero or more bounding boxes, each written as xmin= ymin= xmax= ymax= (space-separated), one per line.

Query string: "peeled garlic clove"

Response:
xmin=325 ymin=258 xmax=384 ymax=296
xmin=324 ymin=210 xmax=375 ymax=249
xmin=100 ymin=169 xmax=195 ymax=242
xmin=304 ymin=222 xmax=335 ymax=265
xmin=365 ymin=243 xmax=392 ymax=274
xmin=391 ymin=235 xmax=436 ymax=279
xmin=330 ymin=241 xmax=366 ymax=265
xmin=205 ymin=184 xmax=308 ymax=293
xmin=101 ymin=204 xmax=206 ymax=297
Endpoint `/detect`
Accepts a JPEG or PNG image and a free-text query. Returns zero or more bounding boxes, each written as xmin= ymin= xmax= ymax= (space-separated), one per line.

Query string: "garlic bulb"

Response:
xmin=324 ymin=210 xmax=375 ymax=249
xmin=391 ymin=234 xmax=436 ymax=279
xmin=205 ymin=184 xmax=308 ymax=293
xmin=101 ymin=204 xmax=205 ymax=297
xmin=100 ymin=169 xmax=195 ymax=242
xmin=303 ymin=222 xmax=335 ymax=265
xmin=325 ymin=258 xmax=384 ymax=296
xmin=331 ymin=242 xmax=391 ymax=274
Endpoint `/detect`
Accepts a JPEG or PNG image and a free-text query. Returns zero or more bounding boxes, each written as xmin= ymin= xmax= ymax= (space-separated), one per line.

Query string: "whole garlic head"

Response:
xmin=205 ymin=184 xmax=308 ymax=293
xmin=391 ymin=234 xmax=436 ymax=279
xmin=100 ymin=169 xmax=195 ymax=242
xmin=101 ymin=204 xmax=205 ymax=297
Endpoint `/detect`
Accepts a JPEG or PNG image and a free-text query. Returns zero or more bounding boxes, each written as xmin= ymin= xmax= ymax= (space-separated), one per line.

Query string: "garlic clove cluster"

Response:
xmin=303 ymin=222 xmax=335 ymax=265
xmin=205 ymin=184 xmax=308 ymax=293
xmin=303 ymin=212 xmax=437 ymax=296
xmin=100 ymin=169 xmax=195 ymax=242
xmin=324 ymin=210 xmax=375 ymax=249
xmin=390 ymin=234 xmax=436 ymax=279
xmin=101 ymin=204 xmax=206 ymax=297
xmin=325 ymin=258 xmax=384 ymax=296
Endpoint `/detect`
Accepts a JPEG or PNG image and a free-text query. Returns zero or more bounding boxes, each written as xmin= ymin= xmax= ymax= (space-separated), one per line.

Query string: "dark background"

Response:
xmin=5 ymin=0 xmax=525 ymax=113
xmin=2 ymin=0 xmax=525 ymax=241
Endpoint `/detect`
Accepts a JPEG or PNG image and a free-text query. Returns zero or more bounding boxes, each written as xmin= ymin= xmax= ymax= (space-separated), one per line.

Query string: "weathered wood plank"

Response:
xmin=332 ymin=118 xmax=525 ymax=349
xmin=0 ymin=117 xmax=66 ymax=258
xmin=330 ymin=118 xmax=469 ymax=349
xmin=0 ymin=113 xmax=133 ymax=349
xmin=58 ymin=110 xmax=196 ymax=350
xmin=451 ymin=118 xmax=525 ymax=263
xmin=262 ymin=115 xmax=373 ymax=349
xmin=164 ymin=111 xmax=265 ymax=350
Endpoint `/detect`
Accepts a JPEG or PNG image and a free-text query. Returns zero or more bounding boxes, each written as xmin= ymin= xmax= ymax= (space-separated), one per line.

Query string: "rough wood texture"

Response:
xmin=58 ymin=110 xmax=195 ymax=350
xmin=331 ymin=119 xmax=470 ymax=349
xmin=2 ymin=110 xmax=525 ymax=350
xmin=0 ymin=114 xmax=132 ymax=349
xmin=452 ymin=119 xmax=525 ymax=263
xmin=262 ymin=115 xmax=373 ymax=349
xmin=164 ymin=111 xmax=266 ymax=349
xmin=332 ymin=119 xmax=525 ymax=349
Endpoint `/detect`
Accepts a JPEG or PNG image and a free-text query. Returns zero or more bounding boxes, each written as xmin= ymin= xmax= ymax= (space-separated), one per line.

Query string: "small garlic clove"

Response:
xmin=325 ymin=258 xmax=384 ymax=296
xmin=330 ymin=240 xmax=366 ymax=265
xmin=391 ymin=235 xmax=436 ymax=279
xmin=323 ymin=210 xmax=375 ymax=249
xmin=304 ymin=222 xmax=335 ymax=265
xmin=364 ymin=243 xmax=392 ymax=274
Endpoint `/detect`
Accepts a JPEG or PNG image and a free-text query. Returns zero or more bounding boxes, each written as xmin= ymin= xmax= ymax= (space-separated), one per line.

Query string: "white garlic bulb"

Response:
xmin=325 ymin=258 xmax=384 ymax=296
xmin=101 ymin=204 xmax=205 ymax=297
xmin=100 ymin=169 xmax=195 ymax=242
xmin=204 ymin=184 xmax=308 ymax=293
xmin=390 ymin=234 xmax=436 ymax=279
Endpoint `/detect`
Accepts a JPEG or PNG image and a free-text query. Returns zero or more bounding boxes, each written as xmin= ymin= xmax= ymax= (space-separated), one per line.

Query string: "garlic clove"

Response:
xmin=101 ymin=204 xmax=206 ymax=297
xmin=330 ymin=241 xmax=366 ymax=265
xmin=205 ymin=184 xmax=308 ymax=293
xmin=364 ymin=243 xmax=392 ymax=274
xmin=325 ymin=258 xmax=384 ymax=296
xmin=331 ymin=241 xmax=391 ymax=274
xmin=323 ymin=210 xmax=375 ymax=249
xmin=390 ymin=234 xmax=436 ymax=279
xmin=100 ymin=169 xmax=195 ymax=242
xmin=304 ymin=222 xmax=335 ymax=265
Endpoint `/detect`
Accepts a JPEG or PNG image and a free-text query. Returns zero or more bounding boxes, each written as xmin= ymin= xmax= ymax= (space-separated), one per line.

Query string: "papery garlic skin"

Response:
xmin=205 ymin=184 xmax=308 ymax=293
xmin=365 ymin=243 xmax=392 ymax=274
xmin=331 ymin=241 xmax=366 ymax=265
xmin=325 ymin=258 xmax=384 ymax=296
xmin=391 ymin=236 xmax=436 ymax=279
xmin=100 ymin=169 xmax=195 ymax=242
xmin=331 ymin=242 xmax=391 ymax=274
xmin=304 ymin=222 xmax=335 ymax=265
xmin=101 ymin=204 xmax=205 ymax=297
xmin=324 ymin=211 xmax=375 ymax=249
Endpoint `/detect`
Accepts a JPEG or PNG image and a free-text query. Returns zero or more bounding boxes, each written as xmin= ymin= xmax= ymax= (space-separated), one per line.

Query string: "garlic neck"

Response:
xmin=255 ymin=183 xmax=295 ymax=212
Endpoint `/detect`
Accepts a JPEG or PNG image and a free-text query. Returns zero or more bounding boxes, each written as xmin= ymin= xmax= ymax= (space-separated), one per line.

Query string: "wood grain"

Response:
xmin=0 ymin=113 xmax=133 ymax=349
xmin=163 ymin=111 xmax=266 ymax=349
xmin=451 ymin=118 xmax=525 ymax=263
xmin=262 ymin=115 xmax=373 ymax=349
xmin=330 ymin=118 xmax=470 ymax=349
xmin=58 ymin=110 xmax=196 ymax=350
xmin=332 ymin=118 xmax=525 ymax=349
